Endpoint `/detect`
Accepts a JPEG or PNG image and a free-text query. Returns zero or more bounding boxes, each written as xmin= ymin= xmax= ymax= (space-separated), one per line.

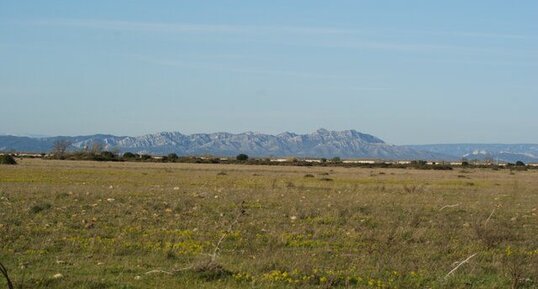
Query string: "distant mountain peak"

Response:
xmin=315 ymin=128 xmax=330 ymax=134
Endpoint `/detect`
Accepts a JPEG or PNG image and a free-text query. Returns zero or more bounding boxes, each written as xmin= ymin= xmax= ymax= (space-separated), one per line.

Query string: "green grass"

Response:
xmin=1 ymin=159 xmax=537 ymax=288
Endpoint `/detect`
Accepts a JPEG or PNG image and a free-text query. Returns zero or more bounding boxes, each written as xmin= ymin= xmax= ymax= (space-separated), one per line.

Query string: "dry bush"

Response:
xmin=473 ymin=218 xmax=515 ymax=248
xmin=189 ymin=260 xmax=234 ymax=281
xmin=402 ymin=184 xmax=424 ymax=194
xmin=502 ymin=247 xmax=538 ymax=289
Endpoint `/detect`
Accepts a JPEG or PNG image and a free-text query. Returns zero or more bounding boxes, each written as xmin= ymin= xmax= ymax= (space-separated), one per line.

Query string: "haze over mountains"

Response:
xmin=1 ymin=129 xmax=537 ymax=163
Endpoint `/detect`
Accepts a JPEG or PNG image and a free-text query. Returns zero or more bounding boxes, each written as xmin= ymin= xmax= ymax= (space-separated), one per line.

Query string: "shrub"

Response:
xmin=411 ymin=160 xmax=427 ymax=166
xmin=101 ymin=151 xmax=117 ymax=160
xmin=30 ymin=202 xmax=52 ymax=214
xmin=123 ymin=152 xmax=137 ymax=159
xmin=236 ymin=154 xmax=249 ymax=161
xmin=0 ymin=154 xmax=17 ymax=165
xmin=140 ymin=154 xmax=152 ymax=161
xmin=191 ymin=261 xmax=233 ymax=281
xmin=167 ymin=153 xmax=179 ymax=162
xmin=93 ymin=151 xmax=118 ymax=161
xmin=432 ymin=165 xmax=453 ymax=170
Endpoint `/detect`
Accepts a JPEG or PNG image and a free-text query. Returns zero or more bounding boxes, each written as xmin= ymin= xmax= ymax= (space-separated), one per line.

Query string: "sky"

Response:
xmin=1 ymin=1 xmax=537 ymax=144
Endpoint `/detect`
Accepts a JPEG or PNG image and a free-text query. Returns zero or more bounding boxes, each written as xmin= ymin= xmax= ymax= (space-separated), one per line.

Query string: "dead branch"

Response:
xmin=145 ymin=269 xmax=173 ymax=275
xmin=484 ymin=208 xmax=495 ymax=226
xmin=439 ymin=204 xmax=460 ymax=211
xmin=210 ymin=201 xmax=246 ymax=262
xmin=444 ymin=253 xmax=478 ymax=279
xmin=0 ymin=262 xmax=14 ymax=289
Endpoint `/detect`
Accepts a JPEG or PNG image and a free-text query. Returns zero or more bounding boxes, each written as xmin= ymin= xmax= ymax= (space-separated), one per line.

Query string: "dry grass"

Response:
xmin=0 ymin=159 xmax=537 ymax=288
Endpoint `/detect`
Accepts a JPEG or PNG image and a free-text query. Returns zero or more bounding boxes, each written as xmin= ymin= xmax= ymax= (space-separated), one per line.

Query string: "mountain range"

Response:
xmin=1 ymin=129 xmax=537 ymax=163
xmin=405 ymin=144 xmax=538 ymax=163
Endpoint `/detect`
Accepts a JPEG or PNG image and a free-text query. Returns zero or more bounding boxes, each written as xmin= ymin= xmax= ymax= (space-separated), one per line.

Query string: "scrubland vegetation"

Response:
xmin=0 ymin=159 xmax=537 ymax=288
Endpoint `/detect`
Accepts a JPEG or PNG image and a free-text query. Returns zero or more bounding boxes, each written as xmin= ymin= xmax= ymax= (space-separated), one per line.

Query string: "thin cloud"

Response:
xmin=389 ymin=27 xmax=532 ymax=40
xmin=451 ymin=31 xmax=529 ymax=40
xmin=314 ymin=39 xmax=537 ymax=56
xmin=127 ymin=54 xmax=364 ymax=80
xmin=29 ymin=18 xmax=246 ymax=33
xmin=18 ymin=18 xmax=536 ymax=56
xmin=24 ymin=18 xmax=532 ymax=40
xmin=411 ymin=57 xmax=538 ymax=67
xmin=347 ymin=86 xmax=391 ymax=91
xmin=26 ymin=18 xmax=352 ymax=35
xmin=312 ymin=38 xmax=498 ymax=54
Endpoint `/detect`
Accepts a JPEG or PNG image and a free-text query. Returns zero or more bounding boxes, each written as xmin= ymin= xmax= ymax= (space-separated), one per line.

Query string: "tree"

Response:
xmin=51 ymin=139 xmax=71 ymax=159
xmin=515 ymin=161 xmax=526 ymax=166
xmin=236 ymin=154 xmax=249 ymax=161
xmin=0 ymin=154 xmax=17 ymax=165
xmin=123 ymin=152 xmax=137 ymax=159
xmin=100 ymin=151 xmax=117 ymax=160
xmin=412 ymin=160 xmax=427 ymax=166
xmin=167 ymin=153 xmax=179 ymax=162
xmin=331 ymin=157 xmax=341 ymax=163
xmin=90 ymin=141 xmax=104 ymax=155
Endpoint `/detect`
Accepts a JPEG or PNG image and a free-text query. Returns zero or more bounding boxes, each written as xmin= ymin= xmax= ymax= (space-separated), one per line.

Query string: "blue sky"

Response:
xmin=1 ymin=1 xmax=537 ymax=144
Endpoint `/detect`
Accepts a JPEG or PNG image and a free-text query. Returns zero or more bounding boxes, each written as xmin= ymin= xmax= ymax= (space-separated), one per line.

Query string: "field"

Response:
xmin=1 ymin=159 xmax=537 ymax=289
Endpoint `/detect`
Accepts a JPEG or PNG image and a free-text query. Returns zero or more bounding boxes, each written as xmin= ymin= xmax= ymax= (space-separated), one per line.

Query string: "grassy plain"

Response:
xmin=0 ymin=159 xmax=537 ymax=288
